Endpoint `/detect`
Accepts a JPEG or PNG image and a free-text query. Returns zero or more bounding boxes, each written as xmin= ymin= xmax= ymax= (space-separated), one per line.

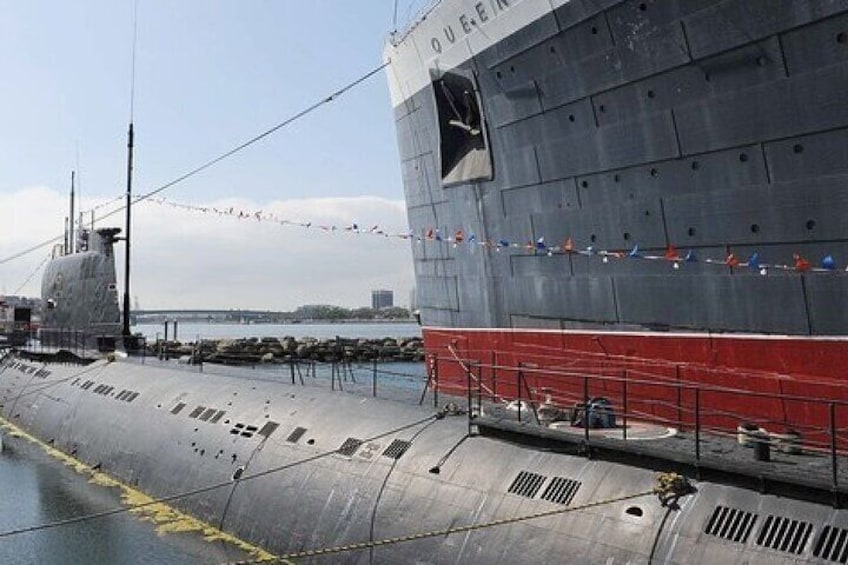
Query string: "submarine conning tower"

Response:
xmin=39 ymin=227 xmax=122 ymax=351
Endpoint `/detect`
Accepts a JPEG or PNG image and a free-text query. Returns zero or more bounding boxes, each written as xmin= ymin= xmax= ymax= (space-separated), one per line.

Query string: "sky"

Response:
xmin=0 ymin=1 xmax=429 ymax=310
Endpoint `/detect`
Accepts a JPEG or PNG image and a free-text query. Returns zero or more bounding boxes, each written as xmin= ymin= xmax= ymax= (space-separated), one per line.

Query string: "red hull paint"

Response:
xmin=423 ymin=327 xmax=848 ymax=444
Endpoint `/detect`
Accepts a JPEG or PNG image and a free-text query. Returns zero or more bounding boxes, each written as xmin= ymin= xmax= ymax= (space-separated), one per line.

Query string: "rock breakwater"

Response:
xmin=148 ymin=336 xmax=424 ymax=365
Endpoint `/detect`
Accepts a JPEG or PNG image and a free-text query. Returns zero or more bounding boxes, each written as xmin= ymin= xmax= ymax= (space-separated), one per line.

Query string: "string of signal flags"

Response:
xmin=144 ymin=196 xmax=843 ymax=275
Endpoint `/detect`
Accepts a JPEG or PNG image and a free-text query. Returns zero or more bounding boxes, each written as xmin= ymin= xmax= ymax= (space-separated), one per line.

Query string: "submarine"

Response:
xmin=1 ymin=227 xmax=848 ymax=564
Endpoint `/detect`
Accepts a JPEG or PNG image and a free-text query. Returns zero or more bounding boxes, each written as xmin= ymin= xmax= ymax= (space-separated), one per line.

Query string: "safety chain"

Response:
xmin=228 ymin=473 xmax=690 ymax=564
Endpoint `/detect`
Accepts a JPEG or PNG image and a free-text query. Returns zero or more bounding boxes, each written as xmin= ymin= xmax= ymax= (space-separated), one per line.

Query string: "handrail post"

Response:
xmin=433 ymin=355 xmax=439 ymax=409
xmin=831 ymin=402 xmax=838 ymax=489
xmin=491 ymin=350 xmax=497 ymax=400
xmin=372 ymin=358 xmax=377 ymax=397
xmin=676 ymin=364 xmax=683 ymax=429
xmin=695 ymin=387 xmax=701 ymax=463
xmin=583 ymin=375 xmax=590 ymax=444
xmin=622 ymin=369 xmax=628 ymax=441
xmin=475 ymin=362 xmax=482 ymax=416
xmin=466 ymin=359 xmax=474 ymax=434
xmin=517 ymin=364 xmax=523 ymax=423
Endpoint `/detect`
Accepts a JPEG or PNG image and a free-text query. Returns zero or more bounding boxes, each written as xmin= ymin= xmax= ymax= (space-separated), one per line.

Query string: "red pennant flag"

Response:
xmin=793 ymin=253 xmax=810 ymax=272
xmin=426 ymin=228 xmax=434 ymax=240
xmin=664 ymin=245 xmax=680 ymax=261
xmin=564 ymin=237 xmax=574 ymax=252
xmin=454 ymin=230 xmax=465 ymax=243
xmin=725 ymin=253 xmax=740 ymax=267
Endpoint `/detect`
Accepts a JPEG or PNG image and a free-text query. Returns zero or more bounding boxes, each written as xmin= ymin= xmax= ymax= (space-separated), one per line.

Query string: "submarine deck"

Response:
xmin=11 ymin=348 xmax=848 ymax=507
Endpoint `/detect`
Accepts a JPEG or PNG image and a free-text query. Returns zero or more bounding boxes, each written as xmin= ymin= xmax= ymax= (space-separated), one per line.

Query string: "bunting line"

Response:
xmin=144 ymin=197 xmax=844 ymax=275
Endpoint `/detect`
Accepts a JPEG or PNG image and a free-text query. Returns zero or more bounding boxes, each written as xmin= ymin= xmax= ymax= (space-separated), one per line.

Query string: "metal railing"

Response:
xmin=421 ymin=350 xmax=848 ymax=492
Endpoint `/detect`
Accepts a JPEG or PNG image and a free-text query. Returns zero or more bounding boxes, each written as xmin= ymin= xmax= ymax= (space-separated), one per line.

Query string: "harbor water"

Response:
xmin=1 ymin=322 xmax=426 ymax=563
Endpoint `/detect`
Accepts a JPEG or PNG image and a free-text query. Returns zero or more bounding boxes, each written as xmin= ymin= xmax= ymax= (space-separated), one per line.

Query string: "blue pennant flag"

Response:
xmin=498 ymin=239 xmax=510 ymax=247
xmin=535 ymin=237 xmax=546 ymax=250
xmin=468 ymin=233 xmax=477 ymax=243
xmin=822 ymin=255 xmax=836 ymax=270
xmin=747 ymin=252 xmax=760 ymax=269
xmin=628 ymin=245 xmax=642 ymax=258
xmin=684 ymin=249 xmax=698 ymax=263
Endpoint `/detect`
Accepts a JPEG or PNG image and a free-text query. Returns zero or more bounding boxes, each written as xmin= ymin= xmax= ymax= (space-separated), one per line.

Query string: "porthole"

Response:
xmin=549 ymin=45 xmax=556 ymax=54
xmin=626 ymin=506 xmax=644 ymax=517
xmin=307 ymin=438 xmax=316 ymax=445
xmin=613 ymin=174 xmax=621 ymax=183
xmin=739 ymin=153 xmax=748 ymax=162
xmin=509 ymin=65 xmax=515 ymax=73
xmin=581 ymin=180 xmax=589 ymax=188
xmin=691 ymin=161 xmax=700 ymax=171
xmin=591 ymin=26 xmax=598 ymax=35
xmin=687 ymin=227 xmax=696 ymax=237
xmin=647 ymin=89 xmax=655 ymax=99
xmin=568 ymin=114 xmax=575 ymax=122
xmin=704 ymin=72 xmax=711 ymax=82
xmin=638 ymin=2 xmax=647 ymax=11
xmin=837 ymin=31 xmax=847 ymax=44
xmin=598 ymin=104 xmax=606 ymax=113
xmin=756 ymin=55 xmax=767 ymax=67
xmin=496 ymin=70 xmax=502 ymax=79
xmin=590 ymin=234 xmax=597 ymax=243
xmin=750 ymin=223 xmax=760 ymax=233
xmin=623 ymin=232 xmax=631 ymax=240
xmin=650 ymin=168 xmax=658 ymax=177
xmin=793 ymin=144 xmax=804 ymax=154
xmin=806 ymin=219 xmax=816 ymax=230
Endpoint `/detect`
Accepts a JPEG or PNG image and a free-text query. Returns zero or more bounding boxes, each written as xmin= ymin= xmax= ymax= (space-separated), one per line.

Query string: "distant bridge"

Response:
xmin=131 ymin=310 xmax=282 ymax=324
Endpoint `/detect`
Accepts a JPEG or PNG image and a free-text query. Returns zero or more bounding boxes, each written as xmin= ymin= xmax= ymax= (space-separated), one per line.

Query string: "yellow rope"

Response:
xmin=227 ymin=473 xmax=692 ymax=564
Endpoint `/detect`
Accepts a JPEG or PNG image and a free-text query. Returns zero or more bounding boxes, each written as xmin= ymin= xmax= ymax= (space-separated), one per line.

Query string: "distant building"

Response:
xmin=371 ymin=290 xmax=394 ymax=310
xmin=409 ymin=287 xmax=417 ymax=311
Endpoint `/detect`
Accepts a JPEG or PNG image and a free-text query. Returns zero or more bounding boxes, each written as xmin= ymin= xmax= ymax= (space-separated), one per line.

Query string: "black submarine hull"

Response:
xmin=2 ymin=353 xmax=847 ymax=563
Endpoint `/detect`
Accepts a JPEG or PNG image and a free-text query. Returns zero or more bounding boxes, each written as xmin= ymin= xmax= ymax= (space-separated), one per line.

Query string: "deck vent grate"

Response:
xmin=171 ymin=402 xmax=186 ymax=415
xmin=188 ymin=406 xmax=205 ymax=419
xmin=755 ymin=515 xmax=812 ymax=554
xmin=508 ymin=471 xmax=546 ymax=499
xmin=540 ymin=476 xmax=581 ymax=505
xmin=286 ymin=427 xmax=307 ymax=443
xmin=257 ymin=421 xmax=279 ymax=439
xmin=814 ymin=525 xmax=848 ymax=562
xmin=382 ymin=439 xmax=411 ymax=460
xmin=704 ymin=505 xmax=758 ymax=543
xmin=198 ymin=408 xmax=216 ymax=422
xmin=337 ymin=437 xmax=363 ymax=457
xmin=209 ymin=410 xmax=226 ymax=424
xmin=127 ymin=392 xmax=139 ymax=402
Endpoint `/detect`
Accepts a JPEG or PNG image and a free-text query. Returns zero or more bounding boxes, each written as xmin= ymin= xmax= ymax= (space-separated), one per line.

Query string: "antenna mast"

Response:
xmin=122 ymin=0 xmax=139 ymax=339
xmin=69 ymin=171 xmax=75 ymax=254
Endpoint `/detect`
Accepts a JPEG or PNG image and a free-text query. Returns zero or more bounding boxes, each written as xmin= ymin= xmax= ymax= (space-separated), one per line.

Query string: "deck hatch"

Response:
xmin=755 ymin=515 xmax=812 ymax=554
xmin=286 ymin=427 xmax=307 ymax=443
xmin=188 ymin=406 xmax=205 ymax=419
xmin=813 ymin=525 xmax=848 ymax=562
xmin=337 ymin=437 xmax=363 ymax=457
xmin=704 ymin=505 xmax=758 ymax=543
xmin=508 ymin=471 xmax=546 ymax=499
xmin=382 ymin=439 xmax=411 ymax=460
xmin=171 ymin=402 xmax=186 ymax=415
xmin=540 ymin=476 xmax=581 ymax=505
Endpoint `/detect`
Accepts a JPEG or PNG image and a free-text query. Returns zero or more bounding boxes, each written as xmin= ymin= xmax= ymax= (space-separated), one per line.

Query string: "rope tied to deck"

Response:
xmin=227 ymin=473 xmax=692 ymax=564
xmin=654 ymin=472 xmax=693 ymax=507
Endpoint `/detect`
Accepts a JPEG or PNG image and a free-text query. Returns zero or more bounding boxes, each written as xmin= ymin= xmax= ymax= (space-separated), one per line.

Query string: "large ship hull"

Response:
xmin=385 ymin=0 xmax=848 ymax=427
